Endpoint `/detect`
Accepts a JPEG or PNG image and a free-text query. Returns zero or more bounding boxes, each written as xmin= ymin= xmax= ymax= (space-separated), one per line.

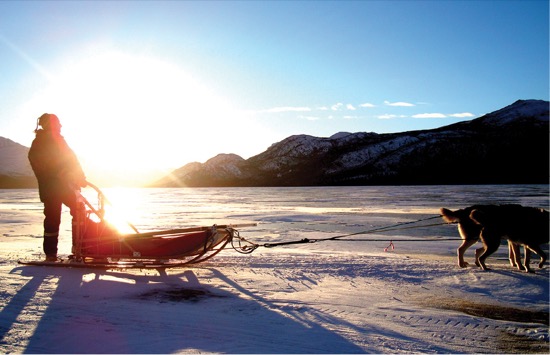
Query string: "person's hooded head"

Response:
xmin=35 ymin=113 xmax=61 ymax=134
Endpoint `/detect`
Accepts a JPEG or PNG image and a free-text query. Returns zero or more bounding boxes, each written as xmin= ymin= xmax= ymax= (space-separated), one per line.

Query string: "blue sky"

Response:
xmin=0 ymin=0 xmax=548 ymax=185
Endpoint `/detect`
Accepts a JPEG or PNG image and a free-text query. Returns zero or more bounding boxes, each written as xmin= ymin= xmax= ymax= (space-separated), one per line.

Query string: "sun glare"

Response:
xmin=82 ymin=186 xmax=144 ymax=234
xmin=20 ymin=49 xmax=262 ymax=186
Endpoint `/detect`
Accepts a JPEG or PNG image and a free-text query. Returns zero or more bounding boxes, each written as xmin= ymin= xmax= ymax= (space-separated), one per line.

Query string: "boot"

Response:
xmin=43 ymin=232 xmax=58 ymax=260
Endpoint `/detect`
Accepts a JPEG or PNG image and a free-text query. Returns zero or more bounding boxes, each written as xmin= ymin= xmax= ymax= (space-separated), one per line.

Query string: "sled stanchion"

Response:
xmin=86 ymin=181 xmax=139 ymax=233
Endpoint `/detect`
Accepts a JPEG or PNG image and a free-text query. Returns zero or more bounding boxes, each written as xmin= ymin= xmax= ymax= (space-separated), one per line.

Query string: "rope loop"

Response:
xmin=230 ymin=229 xmax=260 ymax=254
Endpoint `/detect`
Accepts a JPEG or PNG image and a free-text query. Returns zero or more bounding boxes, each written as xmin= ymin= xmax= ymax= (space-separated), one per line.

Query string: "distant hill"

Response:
xmin=0 ymin=137 xmax=36 ymax=188
xmin=153 ymin=99 xmax=549 ymax=187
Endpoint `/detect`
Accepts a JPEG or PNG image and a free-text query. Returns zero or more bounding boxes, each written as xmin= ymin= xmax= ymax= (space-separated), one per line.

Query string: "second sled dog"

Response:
xmin=440 ymin=204 xmax=549 ymax=272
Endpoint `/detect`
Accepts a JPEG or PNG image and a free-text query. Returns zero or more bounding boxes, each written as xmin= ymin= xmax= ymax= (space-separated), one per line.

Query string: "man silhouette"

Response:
xmin=28 ymin=113 xmax=87 ymax=261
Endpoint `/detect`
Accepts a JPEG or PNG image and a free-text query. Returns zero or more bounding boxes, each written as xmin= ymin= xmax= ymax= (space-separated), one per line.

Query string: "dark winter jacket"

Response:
xmin=28 ymin=130 xmax=86 ymax=202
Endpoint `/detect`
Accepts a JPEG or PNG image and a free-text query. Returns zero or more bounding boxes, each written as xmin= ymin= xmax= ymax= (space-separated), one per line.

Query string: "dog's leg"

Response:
xmin=475 ymin=246 xmax=485 ymax=267
xmin=508 ymin=241 xmax=526 ymax=271
xmin=523 ymin=246 xmax=533 ymax=273
xmin=525 ymin=245 xmax=547 ymax=269
xmin=457 ymin=239 xmax=477 ymax=268
xmin=508 ymin=241 xmax=518 ymax=268
xmin=477 ymin=231 xmax=501 ymax=271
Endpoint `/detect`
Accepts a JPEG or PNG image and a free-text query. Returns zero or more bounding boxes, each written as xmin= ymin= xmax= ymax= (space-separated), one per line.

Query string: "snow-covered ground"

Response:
xmin=1 ymin=185 xmax=548 ymax=353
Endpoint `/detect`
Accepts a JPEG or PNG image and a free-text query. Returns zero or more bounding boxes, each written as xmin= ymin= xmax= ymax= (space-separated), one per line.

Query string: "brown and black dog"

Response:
xmin=440 ymin=204 xmax=549 ymax=272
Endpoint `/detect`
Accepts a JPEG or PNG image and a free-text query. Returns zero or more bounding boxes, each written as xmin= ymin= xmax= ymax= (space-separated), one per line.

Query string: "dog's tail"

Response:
xmin=469 ymin=209 xmax=488 ymax=226
xmin=440 ymin=208 xmax=460 ymax=223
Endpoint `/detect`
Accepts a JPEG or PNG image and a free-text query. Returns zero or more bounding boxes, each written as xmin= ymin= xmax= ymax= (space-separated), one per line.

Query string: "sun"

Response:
xmin=22 ymin=49 xmax=258 ymax=186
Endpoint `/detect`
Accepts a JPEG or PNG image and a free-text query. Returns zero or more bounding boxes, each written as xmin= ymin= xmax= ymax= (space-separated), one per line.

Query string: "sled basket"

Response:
xmin=68 ymin=183 xmax=254 ymax=267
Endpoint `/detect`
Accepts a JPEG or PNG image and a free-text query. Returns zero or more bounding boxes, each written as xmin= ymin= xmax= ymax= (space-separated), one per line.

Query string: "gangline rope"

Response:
xmin=230 ymin=215 xmax=460 ymax=254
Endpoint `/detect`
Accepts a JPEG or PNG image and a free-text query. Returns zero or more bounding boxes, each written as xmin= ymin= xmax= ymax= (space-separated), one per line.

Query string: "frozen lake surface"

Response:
xmin=1 ymin=185 xmax=548 ymax=353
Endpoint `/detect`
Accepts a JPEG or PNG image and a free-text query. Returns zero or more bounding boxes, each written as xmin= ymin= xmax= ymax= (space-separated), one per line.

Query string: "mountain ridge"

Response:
xmin=153 ymin=99 xmax=549 ymax=187
xmin=2 ymin=99 xmax=548 ymax=188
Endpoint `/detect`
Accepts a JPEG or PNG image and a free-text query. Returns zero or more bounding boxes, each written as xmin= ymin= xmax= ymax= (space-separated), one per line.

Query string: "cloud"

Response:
xmin=412 ymin=113 xmax=447 ymax=118
xmin=346 ymin=104 xmax=356 ymax=110
xmin=449 ymin=112 xmax=475 ymax=118
xmin=377 ymin=114 xmax=408 ymax=119
xmin=262 ymin=106 xmax=311 ymax=113
xmin=359 ymin=103 xmax=375 ymax=108
xmin=331 ymin=103 xmax=343 ymax=111
xmin=377 ymin=114 xmax=398 ymax=119
xmin=384 ymin=100 xmax=415 ymax=107
xmin=298 ymin=115 xmax=320 ymax=121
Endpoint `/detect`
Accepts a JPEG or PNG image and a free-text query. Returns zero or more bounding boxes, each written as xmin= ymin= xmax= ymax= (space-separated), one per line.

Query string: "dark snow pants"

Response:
xmin=42 ymin=192 xmax=77 ymax=257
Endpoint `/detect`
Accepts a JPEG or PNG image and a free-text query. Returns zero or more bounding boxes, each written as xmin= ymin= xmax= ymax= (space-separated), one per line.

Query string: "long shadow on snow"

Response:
xmin=7 ymin=265 xmax=366 ymax=354
xmin=204 ymin=267 xmax=454 ymax=354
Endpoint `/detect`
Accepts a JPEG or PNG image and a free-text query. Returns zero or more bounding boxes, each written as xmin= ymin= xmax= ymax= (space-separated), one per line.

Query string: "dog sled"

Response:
xmin=19 ymin=182 xmax=257 ymax=269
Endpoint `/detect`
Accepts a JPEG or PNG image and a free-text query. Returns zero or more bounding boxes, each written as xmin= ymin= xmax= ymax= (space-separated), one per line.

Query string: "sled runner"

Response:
xmin=19 ymin=182 xmax=256 ymax=269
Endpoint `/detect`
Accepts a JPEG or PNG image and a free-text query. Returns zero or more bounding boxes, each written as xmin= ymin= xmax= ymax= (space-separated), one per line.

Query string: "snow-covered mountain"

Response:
xmin=154 ymin=99 xmax=549 ymax=187
xmin=477 ymin=99 xmax=549 ymax=126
